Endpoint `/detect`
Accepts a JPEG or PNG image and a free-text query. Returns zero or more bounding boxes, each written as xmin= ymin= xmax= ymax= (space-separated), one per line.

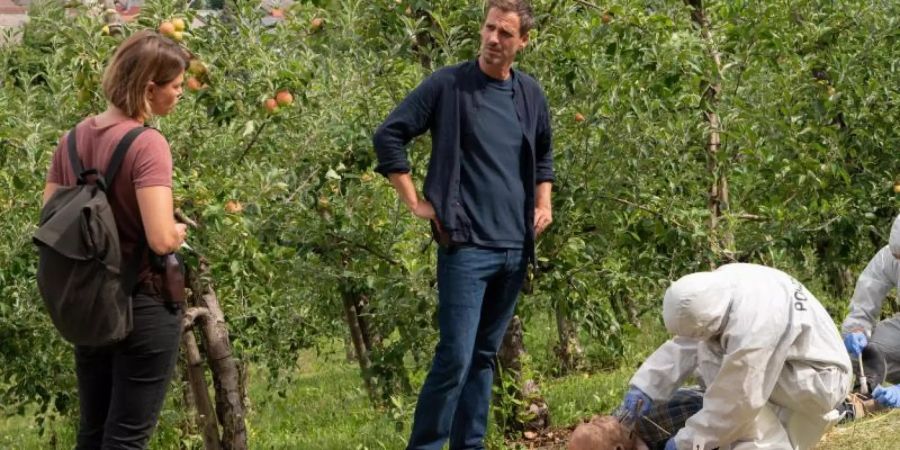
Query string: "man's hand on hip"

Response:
xmin=388 ymin=172 xmax=438 ymax=224
xmin=411 ymin=199 xmax=437 ymax=222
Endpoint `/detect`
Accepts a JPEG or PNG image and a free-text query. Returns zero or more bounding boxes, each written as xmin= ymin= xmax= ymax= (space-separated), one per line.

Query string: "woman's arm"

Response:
xmin=136 ymin=186 xmax=185 ymax=255
xmin=42 ymin=182 xmax=60 ymax=206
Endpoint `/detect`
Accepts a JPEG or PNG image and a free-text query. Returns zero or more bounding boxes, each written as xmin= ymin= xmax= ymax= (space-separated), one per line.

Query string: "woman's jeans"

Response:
xmin=74 ymin=293 xmax=182 ymax=450
xmin=407 ymin=246 xmax=527 ymax=450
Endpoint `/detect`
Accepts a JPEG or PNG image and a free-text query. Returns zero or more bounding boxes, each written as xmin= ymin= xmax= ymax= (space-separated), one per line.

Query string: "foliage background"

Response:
xmin=1 ymin=0 xmax=899 ymax=446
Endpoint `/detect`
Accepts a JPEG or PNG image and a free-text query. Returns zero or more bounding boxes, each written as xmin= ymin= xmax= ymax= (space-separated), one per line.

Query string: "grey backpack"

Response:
xmin=33 ymin=126 xmax=149 ymax=346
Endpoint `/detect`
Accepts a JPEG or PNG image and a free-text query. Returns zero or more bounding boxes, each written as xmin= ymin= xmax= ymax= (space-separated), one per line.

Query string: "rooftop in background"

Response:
xmin=0 ymin=0 xmax=25 ymax=14
xmin=0 ymin=0 xmax=26 ymax=46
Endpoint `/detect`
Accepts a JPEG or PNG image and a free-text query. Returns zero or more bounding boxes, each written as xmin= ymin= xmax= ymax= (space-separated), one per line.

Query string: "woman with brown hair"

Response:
xmin=42 ymin=31 xmax=190 ymax=448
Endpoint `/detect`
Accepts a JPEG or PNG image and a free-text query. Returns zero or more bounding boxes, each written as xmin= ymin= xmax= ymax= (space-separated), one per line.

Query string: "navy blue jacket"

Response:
xmin=373 ymin=60 xmax=554 ymax=260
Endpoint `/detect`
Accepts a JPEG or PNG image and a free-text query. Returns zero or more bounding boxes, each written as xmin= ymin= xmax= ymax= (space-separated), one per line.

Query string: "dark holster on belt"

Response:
xmin=150 ymin=253 xmax=186 ymax=304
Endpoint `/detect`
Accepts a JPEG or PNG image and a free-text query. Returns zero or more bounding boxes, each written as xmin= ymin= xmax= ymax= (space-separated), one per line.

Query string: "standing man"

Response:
xmin=842 ymin=214 xmax=900 ymax=408
xmin=373 ymin=1 xmax=553 ymax=448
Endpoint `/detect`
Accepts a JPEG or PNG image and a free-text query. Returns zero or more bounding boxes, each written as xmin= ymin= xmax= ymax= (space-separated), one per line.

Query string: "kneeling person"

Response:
xmin=620 ymin=264 xmax=851 ymax=450
xmin=842 ymin=214 xmax=900 ymax=408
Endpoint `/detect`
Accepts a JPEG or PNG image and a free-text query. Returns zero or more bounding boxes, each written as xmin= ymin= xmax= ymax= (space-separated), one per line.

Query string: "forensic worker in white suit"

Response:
xmin=841 ymin=214 xmax=900 ymax=407
xmin=620 ymin=263 xmax=851 ymax=450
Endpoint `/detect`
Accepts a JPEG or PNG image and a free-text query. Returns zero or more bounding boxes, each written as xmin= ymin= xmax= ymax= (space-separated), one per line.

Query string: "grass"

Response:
xmin=0 ymin=309 xmax=631 ymax=449
xmin=0 ymin=356 xmax=630 ymax=449
xmin=0 ymin=412 xmax=50 ymax=448
xmin=3 ymin=314 xmax=900 ymax=448
xmin=818 ymin=410 xmax=900 ymax=450
xmin=245 ymin=355 xmax=407 ymax=449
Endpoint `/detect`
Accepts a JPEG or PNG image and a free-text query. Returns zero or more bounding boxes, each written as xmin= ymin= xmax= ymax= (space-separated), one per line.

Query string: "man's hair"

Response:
xmin=102 ymin=31 xmax=191 ymax=120
xmin=485 ymin=0 xmax=534 ymax=36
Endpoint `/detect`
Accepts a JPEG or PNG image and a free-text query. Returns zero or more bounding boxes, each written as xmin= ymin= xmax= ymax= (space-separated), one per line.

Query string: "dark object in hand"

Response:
xmin=150 ymin=253 xmax=186 ymax=303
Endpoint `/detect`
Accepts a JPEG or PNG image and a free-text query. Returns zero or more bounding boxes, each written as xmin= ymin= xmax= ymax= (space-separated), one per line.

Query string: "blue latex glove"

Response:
xmin=873 ymin=385 xmax=900 ymax=408
xmin=844 ymin=332 xmax=868 ymax=357
xmin=621 ymin=387 xmax=652 ymax=420
xmin=664 ymin=437 xmax=677 ymax=450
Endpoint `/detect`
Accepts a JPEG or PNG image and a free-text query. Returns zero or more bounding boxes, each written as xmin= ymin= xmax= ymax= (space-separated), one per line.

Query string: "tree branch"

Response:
xmin=597 ymin=194 xmax=687 ymax=230
xmin=326 ymin=231 xmax=400 ymax=266
xmin=574 ymin=0 xmax=603 ymax=11
xmin=175 ymin=208 xmax=200 ymax=228
xmin=237 ymin=120 xmax=269 ymax=164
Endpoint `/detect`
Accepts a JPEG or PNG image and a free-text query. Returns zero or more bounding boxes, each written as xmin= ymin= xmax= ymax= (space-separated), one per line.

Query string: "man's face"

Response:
xmin=479 ymin=8 xmax=528 ymax=68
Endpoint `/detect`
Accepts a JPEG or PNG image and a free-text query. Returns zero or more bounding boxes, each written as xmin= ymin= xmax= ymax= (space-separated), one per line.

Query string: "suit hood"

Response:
xmin=663 ymin=271 xmax=733 ymax=339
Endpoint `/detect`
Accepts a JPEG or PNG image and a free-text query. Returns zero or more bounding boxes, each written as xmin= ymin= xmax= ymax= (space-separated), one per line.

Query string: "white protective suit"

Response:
xmin=841 ymin=214 xmax=900 ymax=383
xmin=630 ymin=264 xmax=851 ymax=450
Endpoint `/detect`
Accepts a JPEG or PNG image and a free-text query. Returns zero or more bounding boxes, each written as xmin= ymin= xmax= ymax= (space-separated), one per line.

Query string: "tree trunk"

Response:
xmin=354 ymin=294 xmax=382 ymax=352
xmin=609 ymin=292 xmax=626 ymax=324
xmin=344 ymin=333 xmax=357 ymax=363
xmin=343 ymin=289 xmax=376 ymax=402
xmin=609 ymin=291 xmax=639 ymax=326
xmin=495 ymin=316 xmax=550 ymax=436
xmin=176 ymin=211 xmax=246 ymax=449
xmin=409 ymin=7 xmax=435 ymax=69
xmin=177 ymin=356 xmax=199 ymax=444
xmin=189 ymin=259 xmax=248 ymax=450
xmin=685 ymin=0 xmax=733 ymax=264
xmin=624 ymin=293 xmax=638 ymax=325
xmin=836 ymin=266 xmax=855 ymax=298
xmin=554 ymin=301 xmax=584 ymax=374
xmin=182 ymin=307 xmax=221 ymax=450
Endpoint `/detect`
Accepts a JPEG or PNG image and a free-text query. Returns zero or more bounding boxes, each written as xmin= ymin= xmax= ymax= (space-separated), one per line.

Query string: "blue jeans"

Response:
xmin=407 ymin=246 xmax=527 ymax=450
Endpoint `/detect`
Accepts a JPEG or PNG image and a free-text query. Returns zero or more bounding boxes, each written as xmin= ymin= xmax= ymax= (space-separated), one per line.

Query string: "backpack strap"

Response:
xmin=66 ymin=127 xmax=89 ymax=185
xmin=102 ymin=126 xmax=150 ymax=191
xmin=106 ymin=126 xmax=153 ymax=295
xmin=66 ymin=125 xmax=156 ymax=296
xmin=67 ymin=126 xmax=150 ymax=188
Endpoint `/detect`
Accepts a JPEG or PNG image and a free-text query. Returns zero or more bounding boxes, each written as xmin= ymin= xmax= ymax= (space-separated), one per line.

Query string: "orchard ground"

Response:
xmin=4 ymin=0 xmax=900 ymax=448
xmin=2 ymin=311 xmax=899 ymax=449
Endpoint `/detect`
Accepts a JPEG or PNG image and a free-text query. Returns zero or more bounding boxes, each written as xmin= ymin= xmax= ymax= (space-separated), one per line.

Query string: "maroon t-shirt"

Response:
xmin=47 ymin=116 xmax=173 ymax=280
